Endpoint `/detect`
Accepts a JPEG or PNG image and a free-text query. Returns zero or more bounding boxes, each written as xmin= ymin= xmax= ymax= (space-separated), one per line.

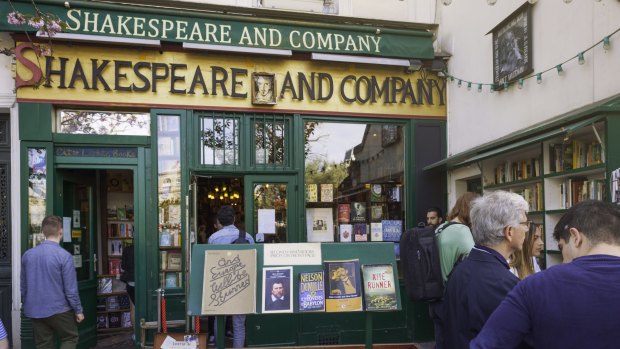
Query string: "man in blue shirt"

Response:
xmin=0 ymin=319 xmax=8 ymax=349
xmin=21 ymin=215 xmax=84 ymax=349
xmin=471 ymin=200 xmax=620 ymax=349
xmin=208 ymin=206 xmax=254 ymax=348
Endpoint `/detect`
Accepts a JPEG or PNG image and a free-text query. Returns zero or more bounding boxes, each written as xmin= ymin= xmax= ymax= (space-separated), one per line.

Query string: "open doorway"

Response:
xmin=194 ymin=175 xmax=245 ymax=244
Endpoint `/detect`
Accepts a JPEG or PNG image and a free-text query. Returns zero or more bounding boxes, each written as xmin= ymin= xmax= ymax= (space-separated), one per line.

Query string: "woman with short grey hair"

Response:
xmin=470 ymin=190 xmax=529 ymax=246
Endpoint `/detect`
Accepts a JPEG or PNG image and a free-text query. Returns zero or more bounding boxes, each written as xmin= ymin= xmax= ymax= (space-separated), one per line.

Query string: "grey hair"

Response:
xmin=470 ymin=190 xmax=529 ymax=246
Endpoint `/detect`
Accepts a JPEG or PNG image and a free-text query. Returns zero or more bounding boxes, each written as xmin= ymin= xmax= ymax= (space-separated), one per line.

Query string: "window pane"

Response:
xmin=57 ymin=110 xmax=150 ymax=136
xmin=255 ymin=116 xmax=286 ymax=166
xmin=304 ymin=122 xmax=405 ymax=246
xmin=27 ymin=148 xmax=47 ymax=248
xmin=253 ymin=183 xmax=288 ymax=243
xmin=200 ymin=114 xmax=239 ymax=165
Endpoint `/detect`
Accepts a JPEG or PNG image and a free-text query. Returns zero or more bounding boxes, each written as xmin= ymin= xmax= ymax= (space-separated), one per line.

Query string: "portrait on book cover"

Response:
xmin=492 ymin=3 xmax=532 ymax=86
xmin=328 ymin=263 xmax=358 ymax=296
xmin=262 ymin=267 xmax=293 ymax=313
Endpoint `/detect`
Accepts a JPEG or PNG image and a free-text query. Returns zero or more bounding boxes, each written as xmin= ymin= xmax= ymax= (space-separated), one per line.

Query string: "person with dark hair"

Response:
xmin=442 ymin=191 xmax=530 ymax=349
xmin=208 ymin=206 xmax=254 ymax=348
xmin=472 ymin=200 xmax=620 ymax=348
xmin=265 ymin=281 xmax=289 ymax=311
xmin=426 ymin=207 xmax=444 ymax=226
xmin=429 ymin=192 xmax=479 ymax=349
xmin=21 ymin=215 xmax=84 ymax=349
xmin=509 ymin=223 xmax=544 ymax=279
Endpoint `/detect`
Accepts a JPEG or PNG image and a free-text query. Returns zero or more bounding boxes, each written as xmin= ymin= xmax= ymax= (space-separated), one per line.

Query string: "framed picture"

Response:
xmin=252 ymin=72 xmax=277 ymax=105
xmin=491 ymin=2 xmax=532 ymax=86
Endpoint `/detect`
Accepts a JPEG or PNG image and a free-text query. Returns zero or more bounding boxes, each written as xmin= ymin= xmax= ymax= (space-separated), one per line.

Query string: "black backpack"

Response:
xmin=400 ymin=222 xmax=458 ymax=302
xmin=233 ymin=228 xmax=250 ymax=244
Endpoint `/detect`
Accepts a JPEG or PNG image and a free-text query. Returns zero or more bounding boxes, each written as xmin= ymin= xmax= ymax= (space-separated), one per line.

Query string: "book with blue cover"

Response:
xmin=381 ymin=220 xmax=403 ymax=242
xmin=298 ymin=271 xmax=325 ymax=312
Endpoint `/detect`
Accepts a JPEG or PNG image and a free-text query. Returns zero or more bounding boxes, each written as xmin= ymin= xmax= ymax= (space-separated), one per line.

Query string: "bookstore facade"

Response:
xmin=7 ymin=1 xmax=446 ymax=347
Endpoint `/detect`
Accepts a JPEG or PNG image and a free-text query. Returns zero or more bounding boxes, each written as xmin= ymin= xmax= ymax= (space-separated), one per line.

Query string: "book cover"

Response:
xmin=351 ymin=202 xmax=367 ymax=223
xmin=339 ymin=224 xmax=353 ymax=243
xmin=160 ymin=251 xmax=168 ymax=269
xmin=202 ymin=249 xmax=257 ymax=315
xmin=370 ymin=223 xmax=383 ymax=241
xmin=324 ymin=259 xmax=363 ymax=312
xmin=388 ymin=186 xmax=401 ymax=203
xmin=370 ymin=184 xmax=385 ymax=202
xmin=118 ymin=295 xmax=130 ymax=309
xmin=262 ymin=267 xmax=293 ymax=313
xmin=167 ymin=251 xmax=182 ymax=271
xmin=108 ymin=239 xmax=123 ymax=256
xmin=306 ymin=208 xmax=335 ymax=242
xmin=96 ymin=315 xmax=108 ymax=329
xmin=362 ymin=264 xmax=398 ymax=311
xmin=106 ymin=296 xmax=120 ymax=311
xmin=96 ymin=298 xmax=107 ymax=311
xmin=320 ymin=183 xmax=334 ymax=202
xmin=117 ymin=207 xmax=127 ymax=220
xmin=337 ymin=204 xmax=351 ymax=223
xmin=382 ymin=220 xmax=403 ymax=242
xmin=121 ymin=312 xmax=132 ymax=328
xmin=353 ymin=224 xmax=368 ymax=242
xmin=160 ymin=229 xmax=172 ymax=247
xmin=306 ymin=184 xmax=318 ymax=202
xmin=98 ymin=277 xmax=113 ymax=294
xmin=165 ymin=272 xmax=179 ymax=288
xmin=109 ymin=259 xmax=122 ymax=276
xmin=299 ymin=271 xmax=325 ymax=312
xmin=370 ymin=205 xmax=384 ymax=222
xmin=108 ymin=312 xmax=122 ymax=328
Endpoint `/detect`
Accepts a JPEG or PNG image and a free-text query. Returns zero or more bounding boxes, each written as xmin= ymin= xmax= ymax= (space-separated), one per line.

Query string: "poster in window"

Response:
xmin=491 ymin=2 xmax=532 ymax=86
xmin=306 ymin=208 xmax=335 ymax=242
xmin=320 ymin=184 xmax=334 ymax=202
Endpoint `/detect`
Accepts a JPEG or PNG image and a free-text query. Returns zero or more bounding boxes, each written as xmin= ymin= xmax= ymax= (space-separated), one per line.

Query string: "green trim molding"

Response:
xmin=1 ymin=0 xmax=434 ymax=59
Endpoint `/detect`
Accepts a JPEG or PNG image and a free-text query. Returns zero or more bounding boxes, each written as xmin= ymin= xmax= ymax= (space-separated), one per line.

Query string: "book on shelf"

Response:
xmin=306 ymin=184 xmax=318 ymax=202
xmin=370 ymin=223 xmax=383 ymax=241
xmin=96 ymin=298 xmax=107 ymax=312
xmin=338 ymin=204 xmax=351 ymax=224
xmin=108 ymin=312 xmax=122 ymax=328
xmin=320 ymin=183 xmax=334 ymax=202
xmin=116 ymin=207 xmax=127 ymax=221
xmin=353 ymin=224 xmax=367 ymax=242
xmin=324 ymin=259 xmax=363 ymax=312
xmin=306 ymin=208 xmax=335 ymax=242
xmin=118 ymin=295 xmax=130 ymax=309
xmin=106 ymin=296 xmax=120 ymax=311
xmin=108 ymin=240 xmax=123 ymax=256
xmin=162 ymin=272 xmax=182 ymax=288
xmin=160 ymin=251 xmax=168 ymax=269
xmin=121 ymin=312 xmax=132 ymax=328
xmin=167 ymin=251 xmax=182 ymax=271
xmin=298 ymin=271 xmax=325 ymax=312
xmin=96 ymin=314 xmax=108 ymax=329
xmin=362 ymin=264 xmax=397 ymax=311
xmin=370 ymin=184 xmax=385 ymax=202
xmin=350 ymin=202 xmax=367 ymax=223
xmin=339 ymin=224 xmax=353 ymax=243
xmin=381 ymin=220 xmax=402 ymax=242
xmin=371 ymin=204 xmax=384 ymax=222
xmin=109 ymin=259 xmax=122 ymax=276
xmin=160 ymin=229 xmax=172 ymax=247
xmin=387 ymin=186 xmax=401 ymax=203
xmin=98 ymin=277 xmax=113 ymax=294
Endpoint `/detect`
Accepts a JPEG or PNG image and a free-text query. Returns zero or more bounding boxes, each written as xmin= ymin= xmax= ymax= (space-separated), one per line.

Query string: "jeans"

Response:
xmin=428 ymin=301 xmax=444 ymax=349
xmin=214 ymin=315 xmax=246 ymax=348
xmin=31 ymin=310 xmax=78 ymax=349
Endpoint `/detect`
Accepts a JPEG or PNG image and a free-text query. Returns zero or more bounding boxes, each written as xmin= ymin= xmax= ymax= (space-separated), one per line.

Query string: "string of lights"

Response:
xmin=443 ymin=27 xmax=620 ymax=93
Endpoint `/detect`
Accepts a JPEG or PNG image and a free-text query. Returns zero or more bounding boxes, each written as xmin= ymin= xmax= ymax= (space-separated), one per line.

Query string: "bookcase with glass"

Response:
xmin=480 ymin=119 xmax=607 ymax=269
xmin=158 ymin=115 xmax=183 ymax=289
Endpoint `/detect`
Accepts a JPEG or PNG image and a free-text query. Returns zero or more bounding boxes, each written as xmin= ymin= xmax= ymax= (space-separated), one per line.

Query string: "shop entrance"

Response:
xmin=55 ymin=168 xmax=137 ymax=348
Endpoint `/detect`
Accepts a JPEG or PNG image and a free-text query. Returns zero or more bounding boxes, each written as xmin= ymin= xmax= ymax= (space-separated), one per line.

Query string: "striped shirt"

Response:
xmin=0 ymin=319 xmax=7 ymax=340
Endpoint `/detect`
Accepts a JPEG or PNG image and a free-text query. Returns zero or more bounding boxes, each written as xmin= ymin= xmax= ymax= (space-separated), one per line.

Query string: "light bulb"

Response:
xmin=536 ymin=73 xmax=542 ymax=84
xmin=518 ymin=79 xmax=524 ymax=89
xmin=577 ymin=52 xmax=585 ymax=65
xmin=603 ymin=36 xmax=611 ymax=51
xmin=488 ymin=0 xmax=497 ymax=5
xmin=477 ymin=84 xmax=482 ymax=93
xmin=556 ymin=64 xmax=564 ymax=75
xmin=467 ymin=82 xmax=472 ymax=91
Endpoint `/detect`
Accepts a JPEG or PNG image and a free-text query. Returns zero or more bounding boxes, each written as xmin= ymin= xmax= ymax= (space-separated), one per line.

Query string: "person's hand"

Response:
xmin=76 ymin=313 xmax=85 ymax=323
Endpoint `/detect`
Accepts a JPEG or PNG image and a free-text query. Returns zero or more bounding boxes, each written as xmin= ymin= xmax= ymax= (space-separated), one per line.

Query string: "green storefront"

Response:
xmin=6 ymin=0 xmax=446 ymax=347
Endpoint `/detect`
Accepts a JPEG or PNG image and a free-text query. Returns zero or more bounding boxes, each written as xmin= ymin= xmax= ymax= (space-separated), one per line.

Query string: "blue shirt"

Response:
xmin=0 ymin=319 xmax=7 ymax=340
xmin=208 ymin=225 xmax=255 ymax=245
xmin=21 ymin=240 xmax=83 ymax=318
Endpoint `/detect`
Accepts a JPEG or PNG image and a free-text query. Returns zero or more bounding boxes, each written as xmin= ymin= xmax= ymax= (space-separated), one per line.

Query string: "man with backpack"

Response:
xmin=208 ymin=205 xmax=254 ymax=347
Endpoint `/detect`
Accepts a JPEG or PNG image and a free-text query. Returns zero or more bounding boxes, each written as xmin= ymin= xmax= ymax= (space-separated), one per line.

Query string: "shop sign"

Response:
xmin=0 ymin=2 xmax=433 ymax=59
xmin=55 ymin=146 xmax=138 ymax=158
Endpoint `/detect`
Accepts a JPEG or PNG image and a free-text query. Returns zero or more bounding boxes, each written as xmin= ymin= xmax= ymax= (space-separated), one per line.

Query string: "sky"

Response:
xmin=306 ymin=122 xmax=366 ymax=163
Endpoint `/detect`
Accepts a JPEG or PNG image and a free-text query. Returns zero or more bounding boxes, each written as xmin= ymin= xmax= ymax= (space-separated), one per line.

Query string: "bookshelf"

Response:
xmin=96 ymin=275 xmax=132 ymax=331
xmin=480 ymin=119 xmax=607 ymax=268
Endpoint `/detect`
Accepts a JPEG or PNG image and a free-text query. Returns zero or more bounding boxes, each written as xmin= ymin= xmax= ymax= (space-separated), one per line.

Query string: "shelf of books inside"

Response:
xmin=543 ymin=171 xmax=606 ymax=211
xmin=159 ymin=225 xmax=183 ymax=288
xmin=96 ymin=275 xmax=132 ymax=331
xmin=481 ymin=145 xmax=541 ymax=187
xmin=543 ymin=121 xmax=605 ymax=175
xmin=305 ymin=182 xmax=403 ymax=244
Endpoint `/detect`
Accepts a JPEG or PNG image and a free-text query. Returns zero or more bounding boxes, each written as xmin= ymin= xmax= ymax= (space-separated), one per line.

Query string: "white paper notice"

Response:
xmin=73 ymin=255 xmax=82 ymax=268
xmin=63 ymin=217 xmax=72 ymax=242
xmin=258 ymin=209 xmax=276 ymax=235
xmin=72 ymin=210 xmax=80 ymax=228
xmin=263 ymin=243 xmax=322 ymax=266
xmin=160 ymin=336 xmax=197 ymax=349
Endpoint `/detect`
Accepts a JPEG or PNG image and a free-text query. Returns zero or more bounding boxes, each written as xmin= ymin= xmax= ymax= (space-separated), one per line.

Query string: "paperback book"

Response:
xmin=306 ymin=184 xmax=318 ymax=202
xmin=262 ymin=267 xmax=293 ymax=313
xmin=370 ymin=184 xmax=385 ymax=202
xmin=320 ymin=183 xmax=334 ymax=202
xmin=98 ymin=277 xmax=113 ymax=294
xmin=167 ymin=251 xmax=182 ymax=271
xmin=108 ymin=239 xmax=123 ymax=256
xmin=370 ymin=205 xmax=384 ymax=222
xmin=362 ymin=264 xmax=398 ymax=311
xmin=351 ymin=202 xmax=367 ymax=223
xmin=339 ymin=224 xmax=353 ymax=243
xmin=382 ymin=220 xmax=403 ymax=242
xmin=370 ymin=223 xmax=383 ymax=241
xmin=324 ymin=259 xmax=363 ymax=312
xmin=299 ymin=271 xmax=325 ymax=312
xmin=354 ymin=224 xmax=368 ymax=242
xmin=338 ymin=204 xmax=351 ymax=223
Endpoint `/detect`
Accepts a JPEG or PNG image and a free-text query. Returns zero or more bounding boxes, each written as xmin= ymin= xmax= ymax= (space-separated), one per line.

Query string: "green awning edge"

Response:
xmin=424 ymin=93 xmax=620 ymax=172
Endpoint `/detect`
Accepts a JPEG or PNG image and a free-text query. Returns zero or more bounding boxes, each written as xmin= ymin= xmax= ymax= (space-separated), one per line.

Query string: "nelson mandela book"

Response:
xmin=298 ymin=271 xmax=325 ymax=312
